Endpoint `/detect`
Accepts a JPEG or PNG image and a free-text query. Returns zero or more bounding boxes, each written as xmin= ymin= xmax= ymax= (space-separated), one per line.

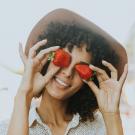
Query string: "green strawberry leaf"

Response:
xmin=48 ymin=52 xmax=55 ymax=61
xmin=93 ymin=71 xmax=96 ymax=75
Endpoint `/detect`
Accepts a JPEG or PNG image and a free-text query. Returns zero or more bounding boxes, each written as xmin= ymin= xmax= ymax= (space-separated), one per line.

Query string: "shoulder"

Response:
xmin=0 ymin=119 xmax=9 ymax=135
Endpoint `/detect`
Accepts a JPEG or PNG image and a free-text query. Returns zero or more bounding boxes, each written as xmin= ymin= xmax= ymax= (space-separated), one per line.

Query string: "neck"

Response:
xmin=37 ymin=90 xmax=72 ymax=126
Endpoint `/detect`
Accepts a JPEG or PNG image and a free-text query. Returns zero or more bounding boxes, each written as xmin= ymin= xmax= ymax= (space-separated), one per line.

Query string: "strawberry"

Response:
xmin=75 ymin=64 xmax=96 ymax=80
xmin=48 ymin=49 xmax=71 ymax=67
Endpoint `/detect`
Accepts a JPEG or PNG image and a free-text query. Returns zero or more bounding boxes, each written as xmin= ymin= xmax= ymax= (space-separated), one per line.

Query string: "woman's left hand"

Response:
xmin=83 ymin=60 xmax=128 ymax=114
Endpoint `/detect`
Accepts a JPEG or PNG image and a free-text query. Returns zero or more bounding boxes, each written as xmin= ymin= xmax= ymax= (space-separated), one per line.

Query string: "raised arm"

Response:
xmin=7 ymin=39 xmax=60 ymax=135
xmin=83 ymin=60 xmax=128 ymax=135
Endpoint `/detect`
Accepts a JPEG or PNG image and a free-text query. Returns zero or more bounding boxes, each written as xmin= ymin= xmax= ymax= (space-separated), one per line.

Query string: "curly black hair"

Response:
xmin=36 ymin=22 xmax=119 ymax=122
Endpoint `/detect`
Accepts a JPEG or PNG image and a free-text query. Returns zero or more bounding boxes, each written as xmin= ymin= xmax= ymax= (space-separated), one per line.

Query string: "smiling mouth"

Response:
xmin=54 ymin=76 xmax=71 ymax=88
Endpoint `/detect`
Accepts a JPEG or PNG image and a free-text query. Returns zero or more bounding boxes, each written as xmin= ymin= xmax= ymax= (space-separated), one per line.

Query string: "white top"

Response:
xmin=0 ymin=107 xmax=106 ymax=135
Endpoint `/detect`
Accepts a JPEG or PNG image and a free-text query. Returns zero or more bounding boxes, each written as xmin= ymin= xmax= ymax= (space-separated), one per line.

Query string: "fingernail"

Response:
xmin=89 ymin=64 xmax=94 ymax=69
xmin=82 ymin=79 xmax=87 ymax=83
xmin=43 ymin=39 xmax=47 ymax=42
xmin=55 ymin=46 xmax=60 ymax=48
xmin=53 ymin=46 xmax=60 ymax=49
xmin=102 ymin=60 xmax=106 ymax=64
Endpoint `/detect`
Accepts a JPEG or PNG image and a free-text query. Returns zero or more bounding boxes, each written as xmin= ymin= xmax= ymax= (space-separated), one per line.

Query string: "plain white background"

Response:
xmin=0 ymin=0 xmax=135 ymax=134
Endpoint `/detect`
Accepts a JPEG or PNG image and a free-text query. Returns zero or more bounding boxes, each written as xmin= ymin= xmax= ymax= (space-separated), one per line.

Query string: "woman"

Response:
xmin=1 ymin=9 xmax=128 ymax=135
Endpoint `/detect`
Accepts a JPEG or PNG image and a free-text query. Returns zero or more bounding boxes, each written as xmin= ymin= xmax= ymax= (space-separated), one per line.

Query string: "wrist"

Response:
xmin=101 ymin=111 xmax=120 ymax=116
xmin=101 ymin=111 xmax=123 ymax=135
xmin=102 ymin=111 xmax=121 ymax=122
xmin=15 ymin=90 xmax=33 ymax=107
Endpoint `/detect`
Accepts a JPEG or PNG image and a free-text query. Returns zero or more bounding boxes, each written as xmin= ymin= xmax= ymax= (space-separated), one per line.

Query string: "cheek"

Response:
xmin=63 ymin=76 xmax=83 ymax=99
xmin=73 ymin=72 xmax=83 ymax=85
xmin=70 ymin=73 xmax=84 ymax=93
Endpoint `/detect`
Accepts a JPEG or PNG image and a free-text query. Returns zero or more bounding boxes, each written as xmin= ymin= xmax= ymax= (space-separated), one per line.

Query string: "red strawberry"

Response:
xmin=75 ymin=64 xmax=95 ymax=80
xmin=48 ymin=49 xmax=71 ymax=67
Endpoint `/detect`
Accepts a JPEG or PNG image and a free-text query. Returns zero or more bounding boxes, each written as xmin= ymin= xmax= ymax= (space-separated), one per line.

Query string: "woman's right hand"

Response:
xmin=18 ymin=39 xmax=60 ymax=100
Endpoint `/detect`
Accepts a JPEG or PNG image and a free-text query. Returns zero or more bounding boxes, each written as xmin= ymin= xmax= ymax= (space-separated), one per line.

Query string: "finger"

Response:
xmin=38 ymin=57 xmax=48 ymax=72
xmin=89 ymin=64 xmax=109 ymax=80
xmin=19 ymin=42 xmax=27 ymax=65
xmin=83 ymin=79 xmax=99 ymax=96
xmin=119 ymin=64 xmax=128 ymax=86
xmin=96 ymin=75 xmax=104 ymax=83
xmin=102 ymin=60 xmax=118 ymax=80
xmin=36 ymin=46 xmax=60 ymax=61
xmin=41 ymin=57 xmax=48 ymax=66
xmin=43 ymin=66 xmax=60 ymax=85
xmin=28 ymin=39 xmax=47 ymax=58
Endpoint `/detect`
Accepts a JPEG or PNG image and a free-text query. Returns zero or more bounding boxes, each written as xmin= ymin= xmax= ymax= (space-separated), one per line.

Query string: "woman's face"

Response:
xmin=45 ymin=44 xmax=91 ymax=100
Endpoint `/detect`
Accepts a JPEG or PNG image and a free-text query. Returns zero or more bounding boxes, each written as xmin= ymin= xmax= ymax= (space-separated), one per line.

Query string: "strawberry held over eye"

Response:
xmin=75 ymin=64 xmax=96 ymax=80
xmin=48 ymin=49 xmax=71 ymax=67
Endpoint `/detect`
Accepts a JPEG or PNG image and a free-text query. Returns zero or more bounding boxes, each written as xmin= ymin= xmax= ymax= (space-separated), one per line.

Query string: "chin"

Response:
xmin=47 ymin=89 xmax=67 ymax=100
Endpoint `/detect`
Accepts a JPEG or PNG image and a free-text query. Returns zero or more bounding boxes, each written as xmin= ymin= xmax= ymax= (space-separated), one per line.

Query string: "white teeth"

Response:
xmin=55 ymin=77 xmax=69 ymax=87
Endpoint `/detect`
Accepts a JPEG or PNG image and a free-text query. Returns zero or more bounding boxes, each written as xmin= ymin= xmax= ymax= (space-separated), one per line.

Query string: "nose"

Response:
xmin=61 ymin=66 xmax=74 ymax=79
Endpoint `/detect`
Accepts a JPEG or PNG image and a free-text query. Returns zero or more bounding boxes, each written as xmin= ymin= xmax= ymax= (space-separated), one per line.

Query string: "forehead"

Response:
xmin=64 ymin=44 xmax=91 ymax=64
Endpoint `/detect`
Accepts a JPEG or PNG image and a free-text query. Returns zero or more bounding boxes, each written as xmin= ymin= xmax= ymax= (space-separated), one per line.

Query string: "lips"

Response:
xmin=54 ymin=76 xmax=71 ymax=88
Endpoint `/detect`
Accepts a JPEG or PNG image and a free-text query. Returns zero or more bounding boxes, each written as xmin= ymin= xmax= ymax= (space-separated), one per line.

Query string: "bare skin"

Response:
xmin=84 ymin=61 xmax=128 ymax=135
xmin=37 ymin=45 xmax=91 ymax=135
xmin=37 ymin=94 xmax=71 ymax=135
xmin=7 ymin=39 xmax=128 ymax=135
xmin=7 ymin=39 xmax=61 ymax=135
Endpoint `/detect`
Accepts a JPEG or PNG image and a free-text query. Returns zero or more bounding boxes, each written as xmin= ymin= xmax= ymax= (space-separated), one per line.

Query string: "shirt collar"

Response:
xmin=29 ymin=107 xmax=40 ymax=127
xmin=29 ymin=106 xmax=80 ymax=129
